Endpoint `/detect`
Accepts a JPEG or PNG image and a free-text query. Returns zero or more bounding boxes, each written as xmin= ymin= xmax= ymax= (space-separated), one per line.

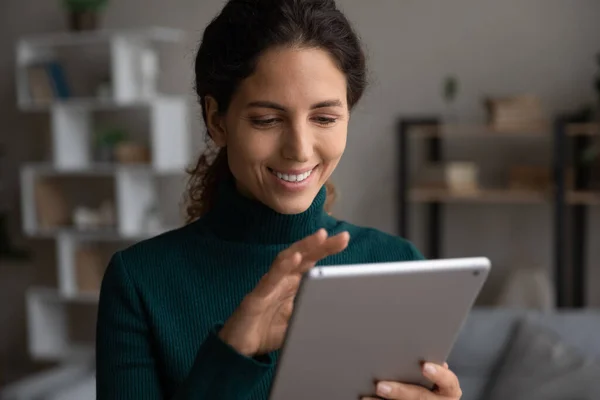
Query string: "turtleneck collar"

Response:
xmin=203 ymin=175 xmax=332 ymax=245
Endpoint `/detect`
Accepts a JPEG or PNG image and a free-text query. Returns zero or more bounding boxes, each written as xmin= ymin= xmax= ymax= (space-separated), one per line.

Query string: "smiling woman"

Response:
xmin=205 ymin=46 xmax=350 ymax=214
xmin=94 ymin=1 xmax=461 ymax=399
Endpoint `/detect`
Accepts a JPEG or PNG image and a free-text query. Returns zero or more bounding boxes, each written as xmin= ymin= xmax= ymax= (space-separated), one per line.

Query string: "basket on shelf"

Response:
xmin=484 ymin=94 xmax=547 ymax=132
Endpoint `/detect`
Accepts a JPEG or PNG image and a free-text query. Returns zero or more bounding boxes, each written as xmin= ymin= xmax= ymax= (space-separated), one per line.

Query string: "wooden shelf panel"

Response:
xmin=408 ymin=124 xmax=551 ymax=138
xmin=567 ymin=191 xmax=600 ymax=205
xmin=407 ymin=122 xmax=600 ymax=138
xmin=24 ymin=162 xmax=186 ymax=177
xmin=566 ymin=123 xmax=600 ymax=137
xmin=410 ymin=187 xmax=600 ymax=206
xmin=409 ymin=187 xmax=549 ymax=204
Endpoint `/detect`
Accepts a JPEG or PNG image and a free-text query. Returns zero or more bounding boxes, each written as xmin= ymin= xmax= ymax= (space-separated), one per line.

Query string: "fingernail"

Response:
xmin=424 ymin=363 xmax=437 ymax=375
xmin=377 ymin=382 xmax=392 ymax=395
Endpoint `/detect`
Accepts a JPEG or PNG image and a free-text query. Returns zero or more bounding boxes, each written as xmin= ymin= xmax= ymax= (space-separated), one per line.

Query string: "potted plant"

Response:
xmin=62 ymin=0 xmax=109 ymax=31
xmin=442 ymin=75 xmax=459 ymax=123
xmin=94 ymin=126 xmax=128 ymax=162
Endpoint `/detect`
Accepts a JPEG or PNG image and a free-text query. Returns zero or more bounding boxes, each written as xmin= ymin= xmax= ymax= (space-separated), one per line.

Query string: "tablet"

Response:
xmin=268 ymin=257 xmax=491 ymax=400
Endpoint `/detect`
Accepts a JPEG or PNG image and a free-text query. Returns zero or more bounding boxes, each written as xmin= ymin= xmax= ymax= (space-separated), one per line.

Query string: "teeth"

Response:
xmin=274 ymin=169 xmax=313 ymax=183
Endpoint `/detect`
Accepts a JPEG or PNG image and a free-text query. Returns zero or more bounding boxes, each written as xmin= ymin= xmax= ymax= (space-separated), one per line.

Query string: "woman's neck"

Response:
xmin=203 ymin=176 xmax=332 ymax=245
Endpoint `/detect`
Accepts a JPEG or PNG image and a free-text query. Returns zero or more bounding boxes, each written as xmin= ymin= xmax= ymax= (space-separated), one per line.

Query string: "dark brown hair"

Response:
xmin=185 ymin=0 xmax=367 ymax=222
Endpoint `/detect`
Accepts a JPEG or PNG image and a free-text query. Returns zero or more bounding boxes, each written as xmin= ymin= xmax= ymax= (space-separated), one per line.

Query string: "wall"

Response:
xmin=1 ymin=0 xmax=600 ymax=385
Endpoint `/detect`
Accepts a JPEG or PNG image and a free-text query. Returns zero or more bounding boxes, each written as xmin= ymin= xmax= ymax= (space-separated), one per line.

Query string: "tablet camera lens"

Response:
xmin=473 ymin=270 xmax=480 ymax=277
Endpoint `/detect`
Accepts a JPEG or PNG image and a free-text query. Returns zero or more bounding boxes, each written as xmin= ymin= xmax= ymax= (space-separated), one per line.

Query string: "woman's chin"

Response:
xmin=269 ymin=199 xmax=313 ymax=215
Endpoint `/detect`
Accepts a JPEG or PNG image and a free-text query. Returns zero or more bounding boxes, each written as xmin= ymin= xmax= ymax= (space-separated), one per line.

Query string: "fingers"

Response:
xmin=290 ymin=229 xmax=349 ymax=262
xmin=254 ymin=251 xmax=302 ymax=297
xmin=254 ymin=229 xmax=349 ymax=297
xmin=360 ymin=363 xmax=460 ymax=400
xmin=293 ymin=230 xmax=350 ymax=274
xmin=422 ymin=362 xmax=462 ymax=398
xmin=361 ymin=381 xmax=436 ymax=400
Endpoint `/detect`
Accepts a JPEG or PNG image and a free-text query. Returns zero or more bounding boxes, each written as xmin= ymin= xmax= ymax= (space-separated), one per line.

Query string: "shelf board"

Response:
xmin=410 ymin=187 xmax=600 ymax=206
xmin=18 ymin=94 xmax=184 ymax=112
xmin=566 ymin=123 xmax=600 ymax=136
xmin=567 ymin=191 xmax=600 ymax=205
xmin=409 ymin=123 xmax=550 ymax=138
xmin=409 ymin=187 xmax=549 ymax=204
xmin=18 ymin=27 xmax=185 ymax=48
xmin=23 ymin=162 xmax=186 ymax=176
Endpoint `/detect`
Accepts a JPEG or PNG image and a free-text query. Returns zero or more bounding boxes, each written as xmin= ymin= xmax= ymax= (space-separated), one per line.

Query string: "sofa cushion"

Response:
xmin=448 ymin=309 xmax=519 ymax=374
xmin=484 ymin=316 xmax=600 ymax=400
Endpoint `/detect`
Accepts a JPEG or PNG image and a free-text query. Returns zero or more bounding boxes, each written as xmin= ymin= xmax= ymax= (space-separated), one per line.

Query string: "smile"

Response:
xmin=269 ymin=168 xmax=314 ymax=183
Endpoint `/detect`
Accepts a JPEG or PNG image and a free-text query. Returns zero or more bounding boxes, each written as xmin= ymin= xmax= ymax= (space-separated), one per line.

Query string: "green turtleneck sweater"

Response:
xmin=95 ymin=178 xmax=424 ymax=399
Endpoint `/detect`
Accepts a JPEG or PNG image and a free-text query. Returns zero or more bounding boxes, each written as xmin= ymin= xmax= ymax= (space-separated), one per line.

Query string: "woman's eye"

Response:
xmin=251 ymin=118 xmax=280 ymax=127
xmin=313 ymin=116 xmax=337 ymax=126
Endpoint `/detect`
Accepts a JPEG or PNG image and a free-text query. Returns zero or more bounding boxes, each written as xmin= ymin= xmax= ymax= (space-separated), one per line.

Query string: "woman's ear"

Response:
xmin=205 ymin=96 xmax=227 ymax=147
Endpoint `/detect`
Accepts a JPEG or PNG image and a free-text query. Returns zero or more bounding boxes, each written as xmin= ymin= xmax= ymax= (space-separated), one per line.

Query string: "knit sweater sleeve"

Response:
xmin=95 ymin=251 xmax=273 ymax=399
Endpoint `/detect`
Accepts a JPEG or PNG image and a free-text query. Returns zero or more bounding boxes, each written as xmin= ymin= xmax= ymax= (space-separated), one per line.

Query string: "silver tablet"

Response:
xmin=269 ymin=257 xmax=491 ymax=400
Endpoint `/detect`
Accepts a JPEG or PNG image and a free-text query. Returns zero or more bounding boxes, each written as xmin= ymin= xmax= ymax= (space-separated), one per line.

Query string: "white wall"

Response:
xmin=1 ymin=0 xmax=600 ymax=385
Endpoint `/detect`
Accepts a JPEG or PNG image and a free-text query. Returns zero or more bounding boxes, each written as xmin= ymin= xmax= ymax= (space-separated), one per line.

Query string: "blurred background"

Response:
xmin=1 ymin=0 xmax=599 ymax=399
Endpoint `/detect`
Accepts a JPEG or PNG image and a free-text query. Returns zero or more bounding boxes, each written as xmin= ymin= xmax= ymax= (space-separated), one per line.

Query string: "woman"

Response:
xmin=96 ymin=0 xmax=463 ymax=399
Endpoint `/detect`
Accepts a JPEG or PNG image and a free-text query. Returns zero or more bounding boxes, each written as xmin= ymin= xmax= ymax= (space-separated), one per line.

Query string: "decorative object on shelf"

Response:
xmin=114 ymin=142 xmax=151 ymax=164
xmin=73 ymin=200 xmax=115 ymax=230
xmin=94 ymin=126 xmax=128 ymax=162
xmin=441 ymin=75 xmax=459 ymax=123
xmin=62 ymin=0 xmax=109 ymax=31
xmin=484 ymin=94 xmax=546 ymax=132
xmin=508 ymin=166 xmax=551 ymax=191
xmin=34 ymin=180 xmax=71 ymax=230
xmin=445 ymin=162 xmax=479 ymax=194
xmin=75 ymin=245 xmax=105 ymax=293
xmin=25 ymin=61 xmax=71 ymax=104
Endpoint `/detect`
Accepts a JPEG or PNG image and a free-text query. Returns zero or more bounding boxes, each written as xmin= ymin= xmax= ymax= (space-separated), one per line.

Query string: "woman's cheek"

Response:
xmin=318 ymin=125 xmax=348 ymax=162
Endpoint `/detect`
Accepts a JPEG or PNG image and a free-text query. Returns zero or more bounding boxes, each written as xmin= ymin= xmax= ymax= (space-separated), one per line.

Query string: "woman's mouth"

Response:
xmin=269 ymin=168 xmax=313 ymax=183
xmin=267 ymin=166 xmax=317 ymax=191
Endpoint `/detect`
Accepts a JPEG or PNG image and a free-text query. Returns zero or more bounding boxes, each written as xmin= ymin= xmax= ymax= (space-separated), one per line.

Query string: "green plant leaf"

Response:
xmin=95 ymin=127 xmax=128 ymax=147
xmin=443 ymin=75 xmax=459 ymax=103
xmin=62 ymin=0 xmax=109 ymax=12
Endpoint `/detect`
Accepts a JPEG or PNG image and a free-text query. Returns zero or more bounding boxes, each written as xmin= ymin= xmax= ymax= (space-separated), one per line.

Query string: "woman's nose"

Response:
xmin=281 ymin=122 xmax=313 ymax=162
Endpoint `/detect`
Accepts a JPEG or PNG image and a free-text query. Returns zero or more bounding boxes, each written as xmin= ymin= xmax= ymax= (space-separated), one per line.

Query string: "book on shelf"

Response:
xmin=25 ymin=61 xmax=71 ymax=104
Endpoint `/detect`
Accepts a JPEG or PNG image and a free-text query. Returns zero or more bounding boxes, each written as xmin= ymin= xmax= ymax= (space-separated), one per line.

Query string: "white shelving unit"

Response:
xmin=7 ymin=27 xmax=191 ymax=399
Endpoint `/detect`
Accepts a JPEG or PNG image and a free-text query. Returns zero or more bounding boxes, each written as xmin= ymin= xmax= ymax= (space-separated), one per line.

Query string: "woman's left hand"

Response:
xmin=361 ymin=362 xmax=462 ymax=400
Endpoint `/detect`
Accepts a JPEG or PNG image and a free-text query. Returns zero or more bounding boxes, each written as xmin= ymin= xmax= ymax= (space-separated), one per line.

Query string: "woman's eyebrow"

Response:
xmin=246 ymin=99 xmax=344 ymax=111
xmin=246 ymin=101 xmax=287 ymax=111
xmin=310 ymin=99 xmax=343 ymax=109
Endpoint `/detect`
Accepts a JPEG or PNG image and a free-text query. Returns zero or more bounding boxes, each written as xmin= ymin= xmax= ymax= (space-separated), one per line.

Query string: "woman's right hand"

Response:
xmin=218 ymin=228 xmax=350 ymax=357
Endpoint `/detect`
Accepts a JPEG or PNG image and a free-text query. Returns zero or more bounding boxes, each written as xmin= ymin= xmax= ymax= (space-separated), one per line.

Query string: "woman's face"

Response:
xmin=206 ymin=46 xmax=349 ymax=214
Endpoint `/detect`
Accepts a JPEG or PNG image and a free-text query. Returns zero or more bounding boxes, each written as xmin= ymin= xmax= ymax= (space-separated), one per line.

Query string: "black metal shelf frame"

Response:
xmin=398 ymin=116 xmax=591 ymax=309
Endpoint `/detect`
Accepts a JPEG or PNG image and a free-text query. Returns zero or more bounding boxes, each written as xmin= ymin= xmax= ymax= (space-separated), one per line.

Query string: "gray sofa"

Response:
xmin=448 ymin=308 xmax=600 ymax=400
